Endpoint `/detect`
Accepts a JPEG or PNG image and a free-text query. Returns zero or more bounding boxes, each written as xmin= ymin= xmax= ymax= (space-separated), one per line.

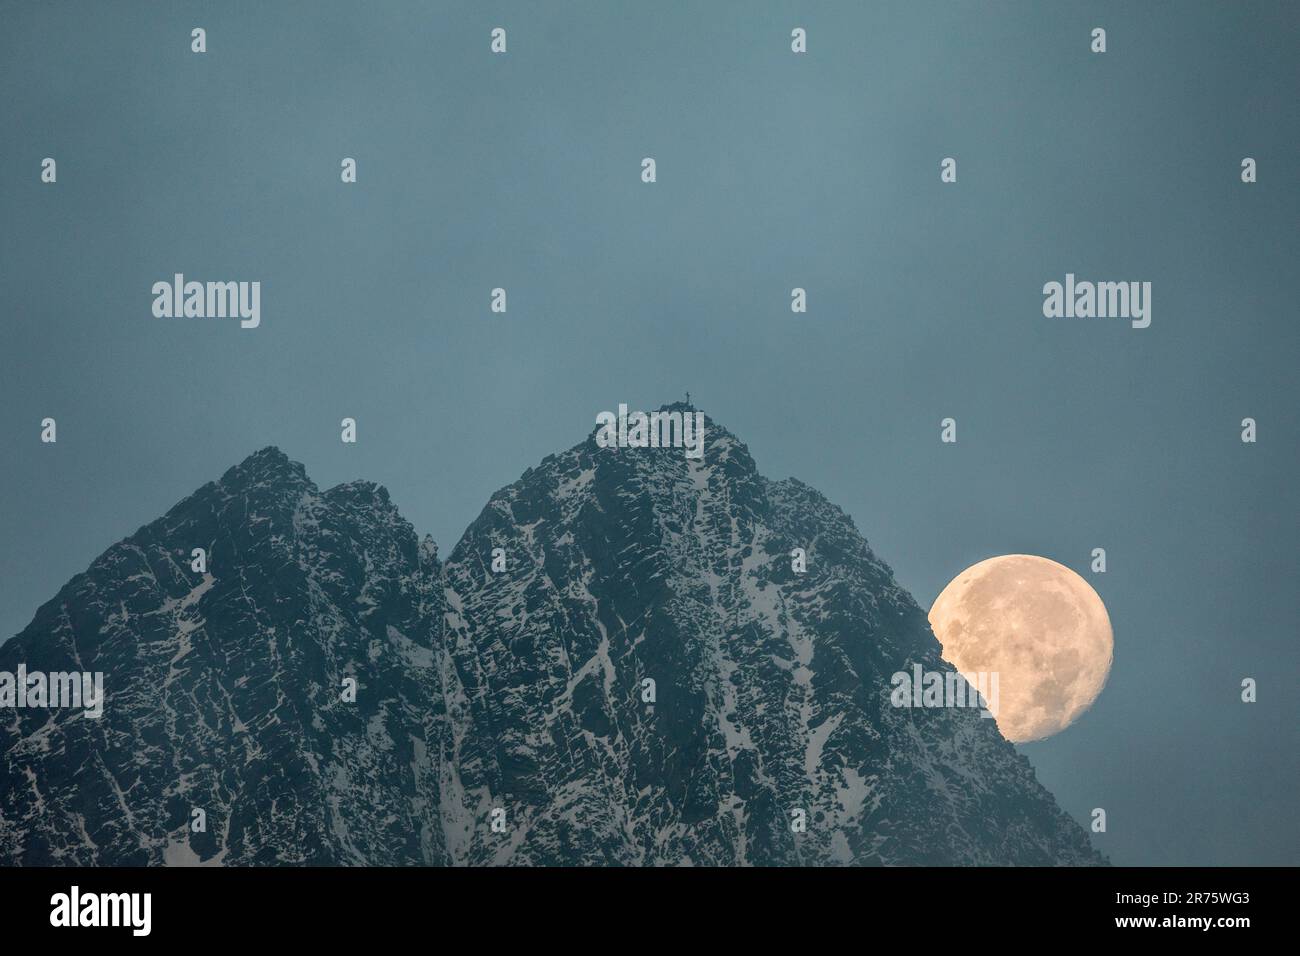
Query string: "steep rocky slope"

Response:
xmin=1 ymin=411 xmax=1103 ymax=866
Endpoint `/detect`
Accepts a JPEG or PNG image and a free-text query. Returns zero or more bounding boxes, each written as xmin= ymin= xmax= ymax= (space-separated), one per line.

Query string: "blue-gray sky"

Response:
xmin=2 ymin=1 xmax=1296 ymax=865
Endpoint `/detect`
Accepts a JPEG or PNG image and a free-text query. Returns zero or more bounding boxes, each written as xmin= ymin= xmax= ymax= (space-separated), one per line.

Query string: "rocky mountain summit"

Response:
xmin=0 ymin=409 xmax=1104 ymax=866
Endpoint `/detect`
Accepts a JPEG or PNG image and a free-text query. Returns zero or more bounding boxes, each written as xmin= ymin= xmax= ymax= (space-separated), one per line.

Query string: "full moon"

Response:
xmin=928 ymin=554 xmax=1113 ymax=743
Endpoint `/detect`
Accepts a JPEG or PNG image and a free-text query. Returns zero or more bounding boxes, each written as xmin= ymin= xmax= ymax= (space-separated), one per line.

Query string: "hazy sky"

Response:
xmin=2 ymin=1 xmax=1296 ymax=865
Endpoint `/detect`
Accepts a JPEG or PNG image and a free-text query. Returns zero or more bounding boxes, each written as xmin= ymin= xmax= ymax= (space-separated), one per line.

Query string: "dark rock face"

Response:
xmin=0 ymin=448 xmax=448 ymax=865
xmin=1 ymin=414 xmax=1104 ymax=866
xmin=441 ymin=409 xmax=1103 ymax=866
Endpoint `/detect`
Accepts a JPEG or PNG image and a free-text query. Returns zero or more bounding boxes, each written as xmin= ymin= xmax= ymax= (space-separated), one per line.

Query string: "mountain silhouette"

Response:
xmin=0 ymin=409 xmax=1104 ymax=865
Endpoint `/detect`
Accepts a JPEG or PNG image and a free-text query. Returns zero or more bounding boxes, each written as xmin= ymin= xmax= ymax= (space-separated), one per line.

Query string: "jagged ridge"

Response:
xmin=1 ymin=414 xmax=1104 ymax=866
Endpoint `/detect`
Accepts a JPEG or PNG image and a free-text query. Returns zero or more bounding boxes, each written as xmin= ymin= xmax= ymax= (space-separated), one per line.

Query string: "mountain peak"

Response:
xmin=444 ymin=413 xmax=1104 ymax=866
xmin=2 ymin=432 xmax=1103 ymax=867
xmin=216 ymin=445 xmax=309 ymax=490
xmin=1 ymin=444 xmax=445 ymax=866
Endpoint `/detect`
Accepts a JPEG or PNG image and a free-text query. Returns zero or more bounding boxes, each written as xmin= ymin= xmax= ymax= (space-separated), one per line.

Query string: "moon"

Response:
xmin=928 ymin=554 xmax=1113 ymax=743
